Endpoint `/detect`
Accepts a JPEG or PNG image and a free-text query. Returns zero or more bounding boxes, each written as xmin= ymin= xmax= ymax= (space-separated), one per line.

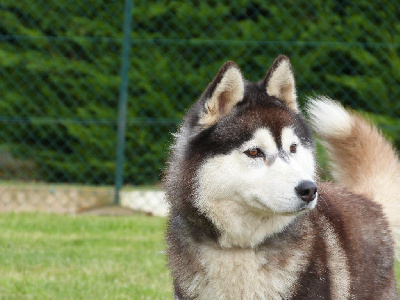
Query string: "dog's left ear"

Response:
xmin=262 ymin=55 xmax=298 ymax=112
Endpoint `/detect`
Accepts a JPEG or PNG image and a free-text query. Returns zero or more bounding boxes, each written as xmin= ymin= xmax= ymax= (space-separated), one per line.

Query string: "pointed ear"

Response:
xmin=198 ymin=61 xmax=244 ymax=128
xmin=263 ymin=55 xmax=298 ymax=112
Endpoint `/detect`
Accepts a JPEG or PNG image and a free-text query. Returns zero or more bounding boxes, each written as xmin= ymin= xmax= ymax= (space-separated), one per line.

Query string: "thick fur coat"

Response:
xmin=165 ymin=56 xmax=399 ymax=299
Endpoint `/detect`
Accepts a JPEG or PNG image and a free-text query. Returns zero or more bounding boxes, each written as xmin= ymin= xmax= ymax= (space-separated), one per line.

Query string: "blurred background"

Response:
xmin=0 ymin=0 xmax=399 ymax=214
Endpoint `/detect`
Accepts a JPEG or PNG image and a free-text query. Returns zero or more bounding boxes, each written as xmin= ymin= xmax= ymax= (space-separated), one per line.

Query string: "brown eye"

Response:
xmin=245 ymin=148 xmax=264 ymax=158
xmin=290 ymin=143 xmax=297 ymax=153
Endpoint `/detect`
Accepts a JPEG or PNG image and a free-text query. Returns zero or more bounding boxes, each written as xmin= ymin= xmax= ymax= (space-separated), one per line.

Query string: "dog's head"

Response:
xmin=167 ymin=56 xmax=317 ymax=248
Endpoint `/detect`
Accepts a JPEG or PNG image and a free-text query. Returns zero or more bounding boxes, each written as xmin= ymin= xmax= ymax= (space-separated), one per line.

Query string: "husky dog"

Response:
xmin=165 ymin=55 xmax=399 ymax=299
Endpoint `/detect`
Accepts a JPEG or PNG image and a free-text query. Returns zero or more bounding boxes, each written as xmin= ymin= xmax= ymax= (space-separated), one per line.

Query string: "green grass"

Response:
xmin=0 ymin=213 xmax=399 ymax=299
xmin=0 ymin=212 xmax=173 ymax=299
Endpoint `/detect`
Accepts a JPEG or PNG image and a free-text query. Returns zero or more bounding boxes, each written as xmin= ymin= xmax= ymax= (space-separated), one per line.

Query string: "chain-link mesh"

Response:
xmin=0 ymin=1 xmax=399 ymax=214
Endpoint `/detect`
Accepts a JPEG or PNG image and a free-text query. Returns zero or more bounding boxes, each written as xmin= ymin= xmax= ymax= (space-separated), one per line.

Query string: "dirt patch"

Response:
xmin=78 ymin=204 xmax=139 ymax=216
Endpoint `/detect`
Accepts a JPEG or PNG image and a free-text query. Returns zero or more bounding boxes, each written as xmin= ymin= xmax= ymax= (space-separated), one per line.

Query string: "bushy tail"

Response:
xmin=307 ymin=96 xmax=400 ymax=246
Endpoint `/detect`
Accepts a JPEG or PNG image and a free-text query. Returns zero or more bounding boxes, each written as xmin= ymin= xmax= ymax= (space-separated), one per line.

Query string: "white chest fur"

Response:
xmin=183 ymin=243 xmax=311 ymax=300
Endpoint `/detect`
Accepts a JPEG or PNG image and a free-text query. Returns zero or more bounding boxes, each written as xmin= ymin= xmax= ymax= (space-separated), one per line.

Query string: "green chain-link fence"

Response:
xmin=0 ymin=0 xmax=399 ymax=213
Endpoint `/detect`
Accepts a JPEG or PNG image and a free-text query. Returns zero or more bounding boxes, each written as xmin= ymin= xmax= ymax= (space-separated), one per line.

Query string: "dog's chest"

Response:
xmin=186 ymin=245 xmax=309 ymax=299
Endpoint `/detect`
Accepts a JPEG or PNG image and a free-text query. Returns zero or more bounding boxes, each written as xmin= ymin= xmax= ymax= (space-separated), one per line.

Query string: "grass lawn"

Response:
xmin=0 ymin=212 xmax=173 ymax=299
xmin=0 ymin=212 xmax=399 ymax=299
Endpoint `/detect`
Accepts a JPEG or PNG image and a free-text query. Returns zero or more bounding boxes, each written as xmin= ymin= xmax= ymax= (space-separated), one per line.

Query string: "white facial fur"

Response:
xmin=194 ymin=127 xmax=317 ymax=248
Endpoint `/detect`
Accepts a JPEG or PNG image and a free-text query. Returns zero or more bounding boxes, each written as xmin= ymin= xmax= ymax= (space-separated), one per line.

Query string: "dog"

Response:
xmin=165 ymin=55 xmax=399 ymax=299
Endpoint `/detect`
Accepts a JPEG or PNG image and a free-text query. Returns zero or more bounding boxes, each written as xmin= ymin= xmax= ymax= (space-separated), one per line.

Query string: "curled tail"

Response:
xmin=307 ymin=96 xmax=400 ymax=244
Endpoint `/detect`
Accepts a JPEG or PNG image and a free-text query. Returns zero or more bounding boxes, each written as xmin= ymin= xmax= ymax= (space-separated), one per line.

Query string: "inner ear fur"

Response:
xmin=198 ymin=61 xmax=244 ymax=128
xmin=263 ymin=55 xmax=298 ymax=112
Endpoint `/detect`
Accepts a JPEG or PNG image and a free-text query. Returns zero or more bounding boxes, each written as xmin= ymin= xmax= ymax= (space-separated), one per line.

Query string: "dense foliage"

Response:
xmin=0 ymin=0 xmax=399 ymax=184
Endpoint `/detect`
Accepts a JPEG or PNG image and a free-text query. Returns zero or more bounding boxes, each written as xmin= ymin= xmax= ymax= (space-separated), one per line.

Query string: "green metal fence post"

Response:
xmin=115 ymin=0 xmax=133 ymax=205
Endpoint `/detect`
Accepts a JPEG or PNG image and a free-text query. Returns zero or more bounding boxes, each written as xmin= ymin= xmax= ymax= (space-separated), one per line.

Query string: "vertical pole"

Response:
xmin=115 ymin=0 xmax=133 ymax=205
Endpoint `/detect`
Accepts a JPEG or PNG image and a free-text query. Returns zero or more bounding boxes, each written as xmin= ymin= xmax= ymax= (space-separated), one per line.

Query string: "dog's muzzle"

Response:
xmin=295 ymin=180 xmax=318 ymax=203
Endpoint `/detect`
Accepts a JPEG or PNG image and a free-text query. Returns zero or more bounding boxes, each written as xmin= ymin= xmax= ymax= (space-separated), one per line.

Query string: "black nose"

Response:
xmin=295 ymin=180 xmax=317 ymax=203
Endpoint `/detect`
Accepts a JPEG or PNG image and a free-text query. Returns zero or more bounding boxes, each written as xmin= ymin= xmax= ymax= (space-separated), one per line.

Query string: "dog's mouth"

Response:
xmin=277 ymin=207 xmax=314 ymax=216
xmin=294 ymin=194 xmax=318 ymax=213
xmin=247 ymin=193 xmax=318 ymax=216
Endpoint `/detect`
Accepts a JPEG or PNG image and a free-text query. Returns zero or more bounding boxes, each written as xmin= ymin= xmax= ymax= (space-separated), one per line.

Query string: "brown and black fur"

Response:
xmin=167 ymin=184 xmax=397 ymax=299
xmin=293 ymin=183 xmax=396 ymax=298
xmin=164 ymin=56 xmax=398 ymax=299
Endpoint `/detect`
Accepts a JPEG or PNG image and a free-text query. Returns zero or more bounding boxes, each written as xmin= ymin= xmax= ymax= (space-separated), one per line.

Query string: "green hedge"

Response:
xmin=0 ymin=0 xmax=399 ymax=184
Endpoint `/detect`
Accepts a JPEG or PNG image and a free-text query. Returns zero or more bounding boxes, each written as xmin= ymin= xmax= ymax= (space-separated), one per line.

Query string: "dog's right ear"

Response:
xmin=198 ymin=62 xmax=244 ymax=128
xmin=262 ymin=55 xmax=298 ymax=112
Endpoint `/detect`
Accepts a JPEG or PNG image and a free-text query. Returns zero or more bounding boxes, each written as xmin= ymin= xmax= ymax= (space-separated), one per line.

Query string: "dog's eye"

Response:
xmin=290 ymin=143 xmax=297 ymax=153
xmin=244 ymin=148 xmax=264 ymax=158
